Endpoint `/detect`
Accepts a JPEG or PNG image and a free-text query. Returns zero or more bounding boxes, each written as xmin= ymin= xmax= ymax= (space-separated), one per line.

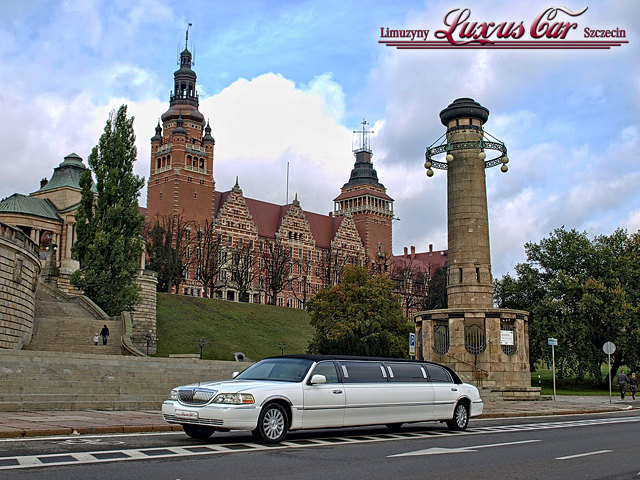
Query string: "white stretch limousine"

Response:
xmin=162 ymin=355 xmax=483 ymax=443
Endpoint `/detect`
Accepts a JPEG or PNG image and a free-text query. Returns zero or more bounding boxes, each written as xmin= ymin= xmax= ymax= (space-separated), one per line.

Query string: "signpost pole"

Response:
xmin=608 ymin=350 xmax=612 ymax=404
xmin=552 ymin=344 xmax=556 ymax=401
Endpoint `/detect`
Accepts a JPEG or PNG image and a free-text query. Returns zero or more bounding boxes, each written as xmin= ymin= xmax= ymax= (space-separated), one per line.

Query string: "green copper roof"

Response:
xmin=0 ymin=194 xmax=62 ymax=221
xmin=37 ymin=153 xmax=95 ymax=193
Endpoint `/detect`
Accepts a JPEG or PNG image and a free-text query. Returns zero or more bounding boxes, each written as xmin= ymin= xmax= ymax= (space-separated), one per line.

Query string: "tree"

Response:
xmin=195 ymin=220 xmax=224 ymax=298
xmin=145 ymin=214 xmax=195 ymax=293
xmin=71 ymin=105 xmax=145 ymax=315
xmin=421 ymin=265 xmax=448 ymax=310
xmin=307 ymin=265 xmax=413 ymax=357
xmin=230 ymin=240 xmax=258 ymax=302
xmin=259 ymin=238 xmax=292 ymax=305
xmin=390 ymin=256 xmax=429 ymax=318
xmin=495 ymin=227 xmax=640 ymax=383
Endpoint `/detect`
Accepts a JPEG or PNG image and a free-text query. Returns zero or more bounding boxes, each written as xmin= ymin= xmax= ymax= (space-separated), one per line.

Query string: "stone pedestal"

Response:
xmin=57 ymin=259 xmax=81 ymax=295
xmin=416 ymin=308 xmax=531 ymax=390
xmin=131 ymin=269 xmax=158 ymax=355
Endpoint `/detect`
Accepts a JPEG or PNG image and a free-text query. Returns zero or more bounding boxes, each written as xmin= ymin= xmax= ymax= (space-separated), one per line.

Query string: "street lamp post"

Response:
xmin=144 ymin=332 xmax=152 ymax=356
xmin=278 ymin=341 xmax=287 ymax=355
xmin=198 ymin=338 xmax=207 ymax=360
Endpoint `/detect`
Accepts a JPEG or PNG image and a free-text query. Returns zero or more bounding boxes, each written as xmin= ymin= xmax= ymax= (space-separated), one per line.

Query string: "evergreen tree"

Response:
xmin=307 ymin=265 xmax=413 ymax=357
xmin=71 ymin=105 xmax=145 ymax=315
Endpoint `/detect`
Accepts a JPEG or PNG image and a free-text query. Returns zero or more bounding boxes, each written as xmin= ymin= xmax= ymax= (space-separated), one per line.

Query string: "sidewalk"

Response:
xmin=0 ymin=396 xmax=636 ymax=438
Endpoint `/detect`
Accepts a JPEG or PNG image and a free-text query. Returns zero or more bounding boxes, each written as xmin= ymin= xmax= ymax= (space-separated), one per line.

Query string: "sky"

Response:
xmin=0 ymin=0 xmax=638 ymax=278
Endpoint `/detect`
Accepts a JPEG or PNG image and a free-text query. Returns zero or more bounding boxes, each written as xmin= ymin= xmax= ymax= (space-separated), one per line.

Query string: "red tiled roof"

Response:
xmin=244 ymin=197 xmax=286 ymax=239
xmin=139 ymin=206 xmax=148 ymax=217
xmin=305 ymin=211 xmax=343 ymax=248
xmin=392 ymin=249 xmax=448 ymax=272
xmin=333 ymin=187 xmax=393 ymax=202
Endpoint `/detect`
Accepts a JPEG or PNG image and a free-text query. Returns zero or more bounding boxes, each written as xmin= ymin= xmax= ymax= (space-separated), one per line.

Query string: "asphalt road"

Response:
xmin=2 ymin=411 xmax=639 ymax=480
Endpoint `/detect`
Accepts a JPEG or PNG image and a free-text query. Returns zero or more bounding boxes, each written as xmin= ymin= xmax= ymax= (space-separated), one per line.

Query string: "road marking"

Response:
xmin=388 ymin=439 xmax=540 ymax=457
xmin=555 ymin=450 xmax=612 ymax=460
xmin=0 ymin=416 xmax=637 ymax=471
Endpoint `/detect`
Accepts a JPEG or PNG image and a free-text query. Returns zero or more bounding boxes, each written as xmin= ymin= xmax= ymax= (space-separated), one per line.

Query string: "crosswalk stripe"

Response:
xmin=1 ymin=415 xmax=638 ymax=470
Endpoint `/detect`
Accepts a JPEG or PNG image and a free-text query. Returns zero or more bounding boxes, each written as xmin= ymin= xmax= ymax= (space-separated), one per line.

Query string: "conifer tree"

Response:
xmin=71 ymin=105 xmax=145 ymax=315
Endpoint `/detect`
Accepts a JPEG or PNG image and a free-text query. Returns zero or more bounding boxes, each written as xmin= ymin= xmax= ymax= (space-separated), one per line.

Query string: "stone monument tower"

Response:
xmin=415 ymin=98 xmax=537 ymax=397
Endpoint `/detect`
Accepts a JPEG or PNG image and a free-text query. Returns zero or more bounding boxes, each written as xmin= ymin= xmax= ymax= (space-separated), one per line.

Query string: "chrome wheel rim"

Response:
xmin=263 ymin=408 xmax=285 ymax=440
xmin=455 ymin=405 xmax=468 ymax=428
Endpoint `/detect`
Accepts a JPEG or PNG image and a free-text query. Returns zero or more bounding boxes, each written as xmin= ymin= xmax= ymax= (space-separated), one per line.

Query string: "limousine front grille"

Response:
xmin=163 ymin=414 xmax=224 ymax=426
xmin=178 ymin=389 xmax=217 ymax=406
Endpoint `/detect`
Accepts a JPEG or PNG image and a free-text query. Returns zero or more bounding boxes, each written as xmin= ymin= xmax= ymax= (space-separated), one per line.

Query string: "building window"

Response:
xmin=194 ymin=191 xmax=197 ymax=199
xmin=228 ymin=236 xmax=232 ymax=246
xmin=159 ymin=191 xmax=163 ymax=199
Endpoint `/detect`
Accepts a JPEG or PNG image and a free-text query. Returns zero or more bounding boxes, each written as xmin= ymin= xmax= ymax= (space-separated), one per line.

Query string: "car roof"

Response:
xmin=265 ymin=354 xmax=462 ymax=384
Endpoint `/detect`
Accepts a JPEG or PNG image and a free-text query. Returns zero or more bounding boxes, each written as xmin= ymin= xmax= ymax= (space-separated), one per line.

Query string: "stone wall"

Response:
xmin=416 ymin=308 xmax=531 ymax=389
xmin=131 ymin=269 xmax=158 ymax=355
xmin=0 ymin=222 xmax=41 ymax=349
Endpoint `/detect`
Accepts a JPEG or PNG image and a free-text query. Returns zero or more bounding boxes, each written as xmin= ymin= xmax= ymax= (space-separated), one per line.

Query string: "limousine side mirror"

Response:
xmin=310 ymin=374 xmax=326 ymax=384
xmin=232 ymin=371 xmax=239 ymax=379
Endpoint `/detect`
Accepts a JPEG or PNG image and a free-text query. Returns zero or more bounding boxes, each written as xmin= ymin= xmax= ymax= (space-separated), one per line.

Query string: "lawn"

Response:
xmin=531 ymin=364 xmax=629 ymax=396
xmin=155 ymin=293 xmax=313 ymax=361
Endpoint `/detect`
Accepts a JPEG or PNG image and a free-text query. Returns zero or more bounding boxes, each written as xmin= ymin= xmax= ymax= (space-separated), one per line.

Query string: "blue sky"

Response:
xmin=1 ymin=1 xmax=638 ymax=277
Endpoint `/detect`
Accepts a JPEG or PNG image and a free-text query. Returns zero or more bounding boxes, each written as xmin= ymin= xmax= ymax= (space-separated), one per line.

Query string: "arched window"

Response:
xmin=199 ymin=158 xmax=204 ymax=169
xmin=181 ymin=83 xmax=186 ymax=97
xmin=186 ymin=155 xmax=192 ymax=167
xmin=156 ymin=158 xmax=161 ymax=169
xmin=167 ymin=155 xmax=171 ymax=166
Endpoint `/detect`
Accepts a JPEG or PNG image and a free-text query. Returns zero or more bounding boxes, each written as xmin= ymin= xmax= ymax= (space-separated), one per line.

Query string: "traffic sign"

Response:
xmin=602 ymin=341 xmax=616 ymax=355
xmin=548 ymin=338 xmax=558 ymax=346
xmin=409 ymin=333 xmax=416 ymax=355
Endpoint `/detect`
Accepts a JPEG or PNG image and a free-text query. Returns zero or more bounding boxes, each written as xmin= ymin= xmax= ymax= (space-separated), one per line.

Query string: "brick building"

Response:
xmin=144 ymin=43 xmax=409 ymax=305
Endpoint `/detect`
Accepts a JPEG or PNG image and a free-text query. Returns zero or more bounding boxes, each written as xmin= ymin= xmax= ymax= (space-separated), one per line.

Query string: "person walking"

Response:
xmin=630 ymin=373 xmax=638 ymax=401
xmin=100 ymin=325 xmax=110 ymax=346
xmin=93 ymin=333 xmax=99 ymax=346
xmin=617 ymin=369 xmax=629 ymax=399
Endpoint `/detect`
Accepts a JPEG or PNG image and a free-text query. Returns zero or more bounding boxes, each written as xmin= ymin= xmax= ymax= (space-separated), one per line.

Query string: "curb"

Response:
xmin=0 ymin=424 xmax=183 ymax=439
xmin=478 ymin=406 xmax=635 ymax=419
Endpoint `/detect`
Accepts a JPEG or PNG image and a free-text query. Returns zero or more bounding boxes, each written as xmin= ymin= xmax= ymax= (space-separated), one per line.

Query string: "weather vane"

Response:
xmin=186 ymin=23 xmax=192 ymax=49
xmin=352 ymin=118 xmax=373 ymax=153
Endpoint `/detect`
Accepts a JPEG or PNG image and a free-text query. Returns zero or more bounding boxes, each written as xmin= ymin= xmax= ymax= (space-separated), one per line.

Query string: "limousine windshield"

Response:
xmin=235 ymin=358 xmax=313 ymax=382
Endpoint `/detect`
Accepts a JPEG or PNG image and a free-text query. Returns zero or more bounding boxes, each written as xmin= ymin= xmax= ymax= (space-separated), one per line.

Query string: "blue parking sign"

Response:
xmin=409 ymin=333 xmax=416 ymax=355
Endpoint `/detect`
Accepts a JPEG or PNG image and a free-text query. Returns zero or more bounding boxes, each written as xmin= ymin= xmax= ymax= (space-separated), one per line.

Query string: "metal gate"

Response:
xmin=433 ymin=321 xmax=450 ymax=355
xmin=464 ymin=323 xmax=486 ymax=355
xmin=500 ymin=319 xmax=517 ymax=355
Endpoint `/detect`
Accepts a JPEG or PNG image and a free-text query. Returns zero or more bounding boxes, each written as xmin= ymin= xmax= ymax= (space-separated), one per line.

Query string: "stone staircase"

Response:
xmin=0 ymin=350 xmax=241 ymax=411
xmin=25 ymin=283 xmax=122 ymax=355
xmin=480 ymin=386 xmax=546 ymax=401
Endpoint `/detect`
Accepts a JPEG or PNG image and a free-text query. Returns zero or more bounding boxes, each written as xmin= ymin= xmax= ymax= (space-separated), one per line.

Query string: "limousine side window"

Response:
xmin=339 ymin=361 xmax=388 ymax=383
xmin=311 ymin=361 xmax=340 ymax=383
xmin=386 ymin=362 xmax=427 ymax=382
xmin=425 ymin=364 xmax=453 ymax=383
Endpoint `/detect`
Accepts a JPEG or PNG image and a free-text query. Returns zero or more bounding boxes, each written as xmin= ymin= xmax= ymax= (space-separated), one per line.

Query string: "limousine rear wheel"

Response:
xmin=446 ymin=402 xmax=469 ymax=431
xmin=182 ymin=424 xmax=215 ymax=439
xmin=253 ymin=403 xmax=289 ymax=444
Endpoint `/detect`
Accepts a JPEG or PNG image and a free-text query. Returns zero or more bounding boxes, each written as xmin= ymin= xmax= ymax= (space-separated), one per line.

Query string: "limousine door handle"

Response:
xmin=332 ymin=389 xmax=343 ymax=394
xmin=451 ymin=388 xmax=458 ymax=392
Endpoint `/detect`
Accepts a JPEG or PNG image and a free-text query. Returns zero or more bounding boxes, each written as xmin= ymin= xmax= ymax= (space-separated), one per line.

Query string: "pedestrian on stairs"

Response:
xmin=100 ymin=325 xmax=109 ymax=345
xmin=93 ymin=333 xmax=99 ymax=346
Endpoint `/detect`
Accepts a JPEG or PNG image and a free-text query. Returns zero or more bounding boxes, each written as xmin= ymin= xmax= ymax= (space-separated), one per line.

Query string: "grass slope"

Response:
xmin=155 ymin=293 xmax=313 ymax=361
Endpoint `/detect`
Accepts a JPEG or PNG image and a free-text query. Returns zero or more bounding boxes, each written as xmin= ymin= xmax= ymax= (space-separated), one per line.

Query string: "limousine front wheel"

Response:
xmin=253 ymin=403 xmax=289 ymax=443
xmin=446 ymin=402 xmax=469 ymax=431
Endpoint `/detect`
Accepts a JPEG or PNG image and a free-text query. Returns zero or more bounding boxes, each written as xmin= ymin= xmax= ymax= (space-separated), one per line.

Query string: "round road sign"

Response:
xmin=603 ymin=341 xmax=616 ymax=355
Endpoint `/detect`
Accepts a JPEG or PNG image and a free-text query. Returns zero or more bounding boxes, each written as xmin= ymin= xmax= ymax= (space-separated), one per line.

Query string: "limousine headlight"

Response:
xmin=213 ymin=393 xmax=255 ymax=404
xmin=170 ymin=389 xmax=178 ymax=400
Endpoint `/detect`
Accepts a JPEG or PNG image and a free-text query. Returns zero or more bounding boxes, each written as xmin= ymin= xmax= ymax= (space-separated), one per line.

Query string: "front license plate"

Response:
xmin=175 ymin=409 xmax=199 ymax=420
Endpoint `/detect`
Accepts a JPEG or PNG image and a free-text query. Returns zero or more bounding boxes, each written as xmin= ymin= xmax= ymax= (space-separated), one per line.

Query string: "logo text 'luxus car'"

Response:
xmin=162 ymin=355 xmax=483 ymax=443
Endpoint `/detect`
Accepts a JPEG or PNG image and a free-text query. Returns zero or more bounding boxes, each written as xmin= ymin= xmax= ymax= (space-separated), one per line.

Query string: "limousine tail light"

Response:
xmin=213 ymin=393 xmax=255 ymax=404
